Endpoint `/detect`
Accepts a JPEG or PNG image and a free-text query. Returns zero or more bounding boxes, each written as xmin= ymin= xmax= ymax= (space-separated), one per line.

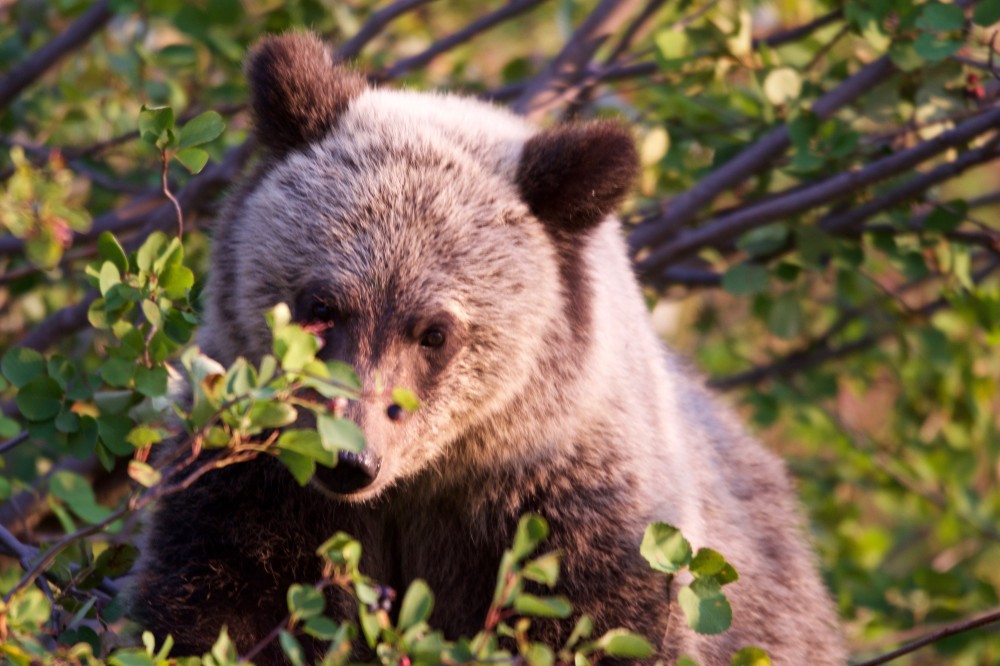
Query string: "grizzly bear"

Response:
xmin=129 ymin=32 xmax=845 ymax=665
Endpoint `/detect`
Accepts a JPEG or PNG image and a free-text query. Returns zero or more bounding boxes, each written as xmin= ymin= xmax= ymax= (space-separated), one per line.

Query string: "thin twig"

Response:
xmin=852 ymin=606 xmax=1000 ymax=666
xmin=751 ymin=9 xmax=844 ymax=49
xmin=161 ymin=151 xmax=184 ymax=239
xmin=511 ymin=0 xmax=646 ymax=120
xmin=335 ymin=0 xmax=438 ymax=61
xmin=637 ymin=109 xmax=1000 ymax=276
xmin=627 ymin=55 xmax=899 ymax=255
xmin=379 ymin=0 xmax=550 ymax=81
xmin=0 ymin=431 xmax=29 ymax=456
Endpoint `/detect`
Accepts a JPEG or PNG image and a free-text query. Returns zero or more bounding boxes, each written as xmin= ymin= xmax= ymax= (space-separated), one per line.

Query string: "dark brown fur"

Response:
xmin=246 ymin=33 xmax=366 ymax=156
xmin=516 ymin=121 xmax=638 ymax=234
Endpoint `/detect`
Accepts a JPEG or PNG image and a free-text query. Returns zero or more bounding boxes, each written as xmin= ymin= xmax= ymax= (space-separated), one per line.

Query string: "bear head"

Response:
xmin=200 ymin=32 xmax=638 ymax=501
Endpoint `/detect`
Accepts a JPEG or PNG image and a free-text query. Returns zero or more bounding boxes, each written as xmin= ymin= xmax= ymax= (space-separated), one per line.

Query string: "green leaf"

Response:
xmin=16 ymin=376 xmax=63 ymax=421
xmin=278 ymin=631 xmax=305 ymax=666
xmin=49 ymin=470 xmax=112 ymax=523
xmin=595 ymin=629 xmax=654 ymax=658
xmin=737 ymin=225 xmax=789 ymax=258
xmin=678 ymin=577 xmax=733 ymax=635
xmin=731 ymin=646 xmax=772 ymax=665
xmin=913 ymin=33 xmax=962 ymax=61
xmin=7 ymin=588 xmax=51 ymax=632
xmin=138 ymin=105 xmax=175 ymax=148
xmin=523 ymin=552 xmax=560 ymax=587
xmin=973 ymin=2 xmax=1000 ymax=26
xmin=522 ymin=643 xmax=554 ymax=666
xmin=924 ymin=204 xmax=964 ymax=233
xmin=316 ymin=532 xmax=362 ymax=569
xmin=689 ymin=548 xmax=726 ymax=577
xmin=317 ymin=414 xmax=365 ymax=452
xmin=248 ymin=401 xmax=298 ymax=430
xmin=159 ymin=263 xmax=194 ymax=298
xmin=398 ymin=579 xmax=434 ymax=630
xmin=134 ymin=366 xmax=168 ymax=397
xmin=640 ymin=522 xmax=692 ymax=573
xmin=721 ymin=263 xmax=769 ymax=296
xmin=94 ymin=390 xmax=135 ymax=415
xmin=100 ymin=357 xmax=135 ymax=388
xmin=174 ymin=147 xmax=209 ymax=174
xmin=98 ymin=414 xmax=136 ymax=455
xmin=275 ymin=429 xmax=335 ymax=465
xmin=2 ymin=347 xmax=45 ymax=388
xmin=79 ymin=544 xmax=139 ymax=590
xmin=98 ymin=232 xmax=129 ymax=274
xmin=126 ymin=425 xmax=161 ymax=448
xmin=513 ymin=594 xmax=572 ymax=618
xmin=763 ymin=67 xmax=801 ymax=106
xmin=128 ymin=460 xmax=162 ymax=487
xmin=0 ymin=416 xmax=20 ymax=439
xmin=566 ymin=614 xmax=593 ymax=649
xmin=916 ymin=3 xmax=965 ymax=31
xmin=287 ymin=584 xmax=325 ymax=620
xmin=178 ymin=111 xmax=225 ymax=148
xmin=136 ymin=232 xmax=167 ymax=274
xmin=511 ymin=514 xmax=549 ymax=560
xmin=391 ymin=387 xmax=420 ymax=412
xmin=99 ymin=262 xmax=121 ymax=298
xmin=766 ymin=294 xmax=802 ymax=339
xmin=140 ymin=299 xmax=161 ymax=329
xmin=276 ymin=448 xmax=315 ymax=486
xmin=302 ymin=616 xmax=340 ymax=640
xmin=273 ymin=323 xmax=321 ymax=371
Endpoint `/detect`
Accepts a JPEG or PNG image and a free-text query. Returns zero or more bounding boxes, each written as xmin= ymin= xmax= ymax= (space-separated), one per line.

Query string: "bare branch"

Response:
xmin=0 ymin=0 xmax=113 ymax=111
xmin=627 ymin=55 xmax=899 ymax=255
xmin=511 ymin=0 xmax=646 ymax=120
xmin=751 ymin=9 xmax=844 ymax=49
xmin=710 ymin=258 xmax=1000 ymax=390
xmin=821 ymin=136 xmax=1000 ymax=235
xmin=637 ymin=108 xmax=1000 ymax=277
xmin=853 ymin=605 xmax=1000 ymax=666
xmin=379 ymin=0 xmax=550 ymax=81
xmin=335 ymin=0 xmax=438 ymax=61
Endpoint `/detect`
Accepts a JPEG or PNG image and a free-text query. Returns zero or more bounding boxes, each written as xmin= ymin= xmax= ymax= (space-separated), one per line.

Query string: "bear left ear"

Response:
xmin=516 ymin=120 xmax=638 ymax=235
xmin=245 ymin=32 xmax=367 ymax=156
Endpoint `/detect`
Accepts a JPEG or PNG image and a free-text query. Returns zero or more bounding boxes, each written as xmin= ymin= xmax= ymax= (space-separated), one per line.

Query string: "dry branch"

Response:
xmin=335 ymin=0 xmax=438 ymax=60
xmin=627 ymin=55 xmax=898 ymax=255
xmin=853 ymin=605 xmax=1000 ymax=666
xmin=380 ymin=0 xmax=550 ymax=81
xmin=637 ymin=107 xmax=1000 ymax=277
xmin=512 ymin=0 xmax=646 ymax=120
xmin=0 ymin=0 xmax=113 ymax=111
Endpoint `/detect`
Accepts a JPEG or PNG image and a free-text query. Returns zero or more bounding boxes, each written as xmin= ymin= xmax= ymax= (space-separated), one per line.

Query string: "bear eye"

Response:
xmin=420 ymin=328 xmax=446 ymax=349
xmin=310 ymin=302 xmax=336 ymax=322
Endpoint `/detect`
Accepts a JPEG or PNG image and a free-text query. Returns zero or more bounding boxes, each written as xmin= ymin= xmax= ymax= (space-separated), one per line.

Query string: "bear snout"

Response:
xmin=313 ymin=449 xmax=381 ymax=494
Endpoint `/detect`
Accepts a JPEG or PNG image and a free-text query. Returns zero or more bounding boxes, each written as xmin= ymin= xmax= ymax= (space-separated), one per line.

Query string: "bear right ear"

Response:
xmin=516 ymin=120 xmax=638 ymax=236
xmin=245 ymin=32 xmax=366 ymax=156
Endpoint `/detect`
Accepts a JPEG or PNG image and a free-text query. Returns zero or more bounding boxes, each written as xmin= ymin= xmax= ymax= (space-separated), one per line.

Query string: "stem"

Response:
xmin=161 ymin=151 xmax=184 ymax=239
xmin=853 ymin=606 xmax=1000 ymax=666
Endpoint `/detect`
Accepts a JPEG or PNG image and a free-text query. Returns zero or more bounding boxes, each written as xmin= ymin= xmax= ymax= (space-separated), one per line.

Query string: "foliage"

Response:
xmin=1 ymin=0 xmax=1000 ymax=665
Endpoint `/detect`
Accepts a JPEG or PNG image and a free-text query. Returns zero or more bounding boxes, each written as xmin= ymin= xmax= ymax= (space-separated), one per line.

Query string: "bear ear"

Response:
xmin=515 ymin=120 xmax=638 ymax=235
xmin=245 ymin=32 xmax=367 ymax=156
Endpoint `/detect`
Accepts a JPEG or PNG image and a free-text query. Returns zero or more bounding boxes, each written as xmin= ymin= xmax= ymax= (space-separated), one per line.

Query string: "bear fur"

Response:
xmin=129 ymin=32 xmax=845 ymax=665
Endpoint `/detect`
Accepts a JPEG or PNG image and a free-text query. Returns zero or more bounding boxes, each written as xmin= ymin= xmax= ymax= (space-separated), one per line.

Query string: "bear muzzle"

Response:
xmin=313 ymin=448 xmax=381 ymax=494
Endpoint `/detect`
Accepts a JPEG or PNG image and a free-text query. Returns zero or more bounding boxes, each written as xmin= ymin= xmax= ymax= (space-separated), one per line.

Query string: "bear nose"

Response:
xmin=315 ymin=449 xmax=381 ymax=494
